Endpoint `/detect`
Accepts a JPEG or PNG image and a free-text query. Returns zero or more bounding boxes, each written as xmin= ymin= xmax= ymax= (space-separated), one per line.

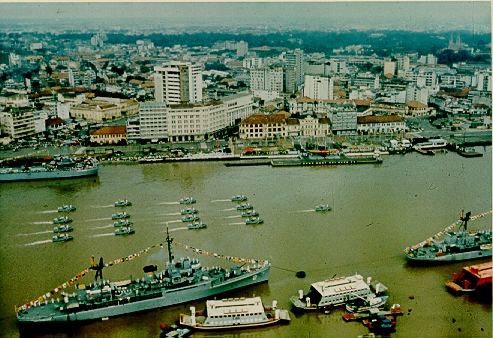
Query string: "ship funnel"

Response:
xmin=367 ymin=277 xmax=372 ymax=285
xmin=275 ymin=309 xmax=280 ymax=319
xmin=306 ymin=297 xmax=311 ymax=307
xmin=376 ymin=283 xmax=380 ymax=294
xmin=190 ymin=306 xmax=196 ymax=326
xmin=272 ymin=300 xmax=277 ymax=309
xmin=298 ymin=290 xmax=303 ymax=299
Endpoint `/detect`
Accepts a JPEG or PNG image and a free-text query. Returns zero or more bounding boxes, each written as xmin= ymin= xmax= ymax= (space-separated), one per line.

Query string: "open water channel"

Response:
xmin=0 ymin=147 xmax=491 ymax=338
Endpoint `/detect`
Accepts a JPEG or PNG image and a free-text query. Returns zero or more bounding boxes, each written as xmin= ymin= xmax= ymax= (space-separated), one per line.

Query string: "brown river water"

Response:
xmin=0 ymin=147 xmax=491 ymax=338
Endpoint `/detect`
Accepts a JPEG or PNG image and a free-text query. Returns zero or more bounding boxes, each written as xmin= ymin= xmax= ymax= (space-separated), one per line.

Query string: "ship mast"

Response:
xmin=165 ymin=223 xmax=174 ymax=263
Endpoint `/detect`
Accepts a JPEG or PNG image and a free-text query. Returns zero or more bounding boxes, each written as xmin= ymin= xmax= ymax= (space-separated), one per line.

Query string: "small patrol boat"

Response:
xmin=115 ymin=227 xmax=135 ymax=235
xmin=52 ymin=233 xmax=74 ymax=242
xmin=53 ymin=225 xmax=74 ymax=233
xmin=180 ymin=197 xmax=196 ymax=204
xmin=188 ymin=221 xmax=207 ymax=230
xmin=112 ymin=212 xmax=130 ymax=220
xmin=181 ymin=207 xmax=198 ymax=215
xmin=53 ymin=216 xmax=73 ymax=224
xmin=115 ymin=199 xmax=132 ymax=207
xmin=58 ymin=205 xmax=76 ymax=212
xmin=231 ymin=195 xmax=247 ymax=202
xmin=159 ymin=324 xmax=192 ymax=338
xmin=114 ymin=220 xmax=133 ymax=227
xmin=182 ymin=215 xmax=200 ymax=222
xmin=246 ymin=217 xmax=264 ymax=225
xmin=241 ymin=210 xmax=259 ymax=217
xmin=237 ymin=203 xmax=253 ymax=211
xmin=179 ymin=297 xmax=290 ymax=330
xmin=315 ymin=204 xmax=332 ymax=212
xmin=345 ymin=294 xmax=389 ymax=313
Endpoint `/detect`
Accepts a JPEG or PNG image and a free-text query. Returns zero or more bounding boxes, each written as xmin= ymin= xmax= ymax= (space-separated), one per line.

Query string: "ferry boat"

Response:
xmin=0 ymin=156 xmax=98 ymax=182
xmin=179 ymin=297 xmax=290 ymax=330
xmin=413 ymin=138 xmax=448 ymax=150
xmin=290 ymin=274 xmax=384 ymax=311
xmin=445 ymin=261 xmax=492 ymax=292
xmin=16 ymin=229 xmax=271 ymax=323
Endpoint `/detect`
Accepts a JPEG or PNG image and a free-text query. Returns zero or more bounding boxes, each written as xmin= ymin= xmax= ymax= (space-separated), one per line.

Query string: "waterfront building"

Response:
xmin=137 ymin=101 xmax=168 ymax=142
xmin=303 ymin=75 xmax=333 ymax=100
xmin=154 ymin=61 xmax=203 ymax=104
xmin=0 ymin=107 xmax=36 ymax=140
xmin=357 ymin=115 xmax=407 ymax=134
xmin=298 ymin=115 xmax=331 ymax=137
xmin=90 ymin=126 xmax=127 ymax=145
xmin=328 ymin=109 xmax=358 ymax=136
xmin=70 ymin=101 xmax=120 ymax=122
xmin=239 ymin=111 xmax=289 ymax=139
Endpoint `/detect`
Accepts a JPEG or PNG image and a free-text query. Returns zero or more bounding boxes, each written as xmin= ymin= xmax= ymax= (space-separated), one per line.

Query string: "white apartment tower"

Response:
xmin=250 ymin=66 xmax=284 ymax=93
xmin=285 ymin=48 xmax=304 ymax=86
xmin=154 ymin=61 xmax=203 ymax=105
xmin=303 ymin=75 xmax=333 ymax=100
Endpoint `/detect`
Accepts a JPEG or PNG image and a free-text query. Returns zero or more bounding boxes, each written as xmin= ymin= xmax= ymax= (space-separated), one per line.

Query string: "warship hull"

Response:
xmin=0 ymin=167 xmax=98 ymax=182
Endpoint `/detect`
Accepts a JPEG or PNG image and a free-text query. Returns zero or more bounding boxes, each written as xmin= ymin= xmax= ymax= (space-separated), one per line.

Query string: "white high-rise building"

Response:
xmin=303 ymin=75 xmax=333 ymax=100
xmin=154 ymin=61 xmax=203 ymax=104
xmin=285 ymin=48 xmax=304 ymax=86
xmin=250 ymin=66 xmax=284 ymax=92
xmin=236 ymin=41 xmax=248 ymax=57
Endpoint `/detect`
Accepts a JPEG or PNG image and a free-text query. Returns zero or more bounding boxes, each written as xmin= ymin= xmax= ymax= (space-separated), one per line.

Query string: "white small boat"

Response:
xmin=188 ymin=221 xmax=207 ymax=230
xmin=112 ymin=212 xmax=130 ymax=220
xmin=315 ymin=204 xmax=332 ymax=212
xmin=180 ymin=197 xmax=196 ymax=204
xmin=231 ymin=195 xmax=247 ymax=202
xmin=58 ymin=205 xmax=76 ymax=212
xmin=115 ymin=199 xmax=132 ymax=207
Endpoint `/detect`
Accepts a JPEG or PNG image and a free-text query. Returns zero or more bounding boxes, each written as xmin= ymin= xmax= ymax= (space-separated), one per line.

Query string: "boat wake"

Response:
xmin=158 ymin=202 xmax=180 ymax=205
xmin=91 ymin=204 xmax=114 ymax=208
xmin=85 ymin=218 xmax=111 ymax=222
xmin=222 ymin=208 xmax=237 ymax=211
xmin=31 ymin=221 xmax=53 ymax=225
xmin=39 ymin=210 xmax=58 ymax=214
xmin=299 ymin=209 xmax=316 ymax=213
xmin=168 ymin=227 xmax=188 ymax=232
xmin=21 ymin=240 xmax=52 ymax=246
xmin=17 ymin=230 xmax=53 ymax=236
xmin=158 ymin=220 xmax=182 ymax=224
xmin=229 ymin=222 xmax=245 ymax=225
xmin=159 ymin=212 xmax=181 ymax=216
xmin=211 ymin=199 xmax=231 ymax=202
xmin=225 ymin=215 xmax=241 ymax=219
xmin=92 ymin=224 xmax=114 ymax=229
xmin=89 ymin=233 xmax=115 ymax=238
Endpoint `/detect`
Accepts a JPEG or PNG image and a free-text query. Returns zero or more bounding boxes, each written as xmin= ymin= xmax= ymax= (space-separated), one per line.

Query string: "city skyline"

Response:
xmin=1 ymin=1 xmax=491 ymax=32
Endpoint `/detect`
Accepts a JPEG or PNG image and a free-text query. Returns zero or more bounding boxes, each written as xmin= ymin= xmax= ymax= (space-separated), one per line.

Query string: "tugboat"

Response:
xmin=115 ymin=227 xmax=135 ymax=235
xmin=237 ymin=203 xmax=253 ymax=211
xmin=53 ymin=216 xmax=73 ymax=224
xmin=315 ymin=204 xmax=332 ymax=212
xmin=182 ymin=215 xmax=200 ymax=222
xmin=52 ymin=233 xmax=74 ymax=242
xmin=53 ymin=225 xmax=74 ymax=233
xmin=188 ymin=221 xmax=207 ymax=230
xmin=112 ymin=212 xmax=130 ymax=220
xmin=241 ymin=210 xmax=259 ymax=218
xmin=181 ymin=207 xmax=198 ymax=215
xmin=231 ymin=195 xmax=248 ymax=202
xmin=114 ymin=220 xmax=133 ymax=227
xmin=115 ymin=199 xmax=132 ymax=207
xmin=405 ymin=211 xmax=492 ymax=263
xmin=16 ymin=227 xmax=271 ymax=322
xmin=445 ymin=261 xmax=492 ymax=292
xmin=180 ymin=197 xmax=196 ymax=204
xmin=58 ymin=205 xmax=76 ymax=212
xmin=179 ymin=297 xmax=290 ymax=330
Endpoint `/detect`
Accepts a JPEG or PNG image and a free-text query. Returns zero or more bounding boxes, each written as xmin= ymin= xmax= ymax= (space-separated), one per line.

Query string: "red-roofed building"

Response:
xmin=357 ymin=115 xmax=407 ymax=134
xmin=90 ymin=126 xmax=127 ymax=145
xmin=45 ymin=117 xmax=65 ymax=132
xmin=406 ymin=101 xmax=435 ymax=117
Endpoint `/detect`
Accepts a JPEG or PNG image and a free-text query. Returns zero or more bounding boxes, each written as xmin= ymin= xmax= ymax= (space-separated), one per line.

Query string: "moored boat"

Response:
xmin=180 ymin=197 xmax=196 ymax=204
xmin=115 ymin=227 xmax=135 ymax=235
xmin=52 ymin=233 xmax=73 ymax=242
xmin=237 ymin=203 xmax=253 ymax=211
xmin=53 ymin=216 xmax=73 ymax=224
xmin=457 ymin=147 xmax=483 ymax=158
xmin=315 ymin=204 xmax=332 ymax=212
xmin=179 ymin=297 xmax=290 ymax=330
xmin=112 ymin=212 xmax=130 ymax=220
xmin=115 ymin=199 xmax=132 ymax=207
xmin=114 ymin=220 xmax=133 ymax=227
xmin=53 ymin=225 xmax=74 ymax=233
xmin=188 ymin=221 xmax=207 ymax=230
xmin=182 ymin=215 xmax=200 ymax=222
xmin=445 ymin=261 xmax=492 ymax=292
xmin=345 ymin=294 xmax=389 ymax=313
xmin=159 ymin=324 xmax=192 ymax=338
xmin=58 ymin=205 xmax=76 ymax=212
xmin=16 ymin=228 xmax=271 ymax=323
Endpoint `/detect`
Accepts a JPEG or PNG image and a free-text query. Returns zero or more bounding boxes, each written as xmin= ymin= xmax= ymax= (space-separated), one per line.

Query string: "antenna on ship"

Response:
xmin=460 ymin=210 xmax=471 ymax=231
xmin=165 ymin=223 xmax=174 ymax=263
xmin=89 ymin=255 xmax=105 ymax=281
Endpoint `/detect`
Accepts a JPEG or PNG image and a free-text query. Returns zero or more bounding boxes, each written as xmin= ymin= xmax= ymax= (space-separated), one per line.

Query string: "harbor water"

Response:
xmin=0 ymin=147 xmax=491 ymax=338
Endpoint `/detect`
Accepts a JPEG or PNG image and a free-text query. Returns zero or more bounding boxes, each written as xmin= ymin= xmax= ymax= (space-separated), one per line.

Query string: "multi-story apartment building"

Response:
xmin=328 ymin=109 xmax=358 ymax=135
xmin=250 ymin=65 xmax=284 ymax=93
xmin=357 ymin=115 xmax=407 ymax=134
xmin=303 ymin=75 xmax=333 ymax=100
xmin=285 ymin=48 xmax=304 ymax=86
xmin=352 ymin=72 xmax=380 ymax=89
xmin=137 ymin=101 xmax=168 ymax=142
xmin=0 ymin=107 xmax=36 ymax=139
xmin=283 ymin=66 xmax=297 ymax=94
xmin=154 ymin=61 xmax=203 ymax=104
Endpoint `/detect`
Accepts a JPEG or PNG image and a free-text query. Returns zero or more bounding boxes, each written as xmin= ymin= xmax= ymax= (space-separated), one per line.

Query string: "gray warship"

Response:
xmin=16 ymin=229 xmax=270 ymax=323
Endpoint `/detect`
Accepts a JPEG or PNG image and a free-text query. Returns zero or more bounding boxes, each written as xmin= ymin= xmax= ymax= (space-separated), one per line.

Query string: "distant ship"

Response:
xmin=16 ymin=228 xmax=270 ymax=323
xmin=270 ymin=151 xmax=383 ymax=167
xmin=405 ymin=211 xmax=492 ymax=263
xmin=0 ymin=156 xmax=98 ymax=182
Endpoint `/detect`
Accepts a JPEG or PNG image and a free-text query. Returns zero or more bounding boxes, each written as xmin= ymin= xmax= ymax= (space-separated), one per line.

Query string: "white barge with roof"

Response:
xmin=290 ymin=274 xmax=386 ymax=311
xmin=179 ymin=296 xmax=290 ymax=330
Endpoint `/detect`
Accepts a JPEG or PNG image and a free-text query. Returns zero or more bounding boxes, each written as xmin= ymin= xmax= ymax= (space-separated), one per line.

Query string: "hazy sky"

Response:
xmin=1 ymin=1 xmax=491 ymax=31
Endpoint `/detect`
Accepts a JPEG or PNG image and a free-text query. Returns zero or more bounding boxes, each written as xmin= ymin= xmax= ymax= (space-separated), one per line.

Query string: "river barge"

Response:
xmin=271 ymin=153 xmax=383 ymax=167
